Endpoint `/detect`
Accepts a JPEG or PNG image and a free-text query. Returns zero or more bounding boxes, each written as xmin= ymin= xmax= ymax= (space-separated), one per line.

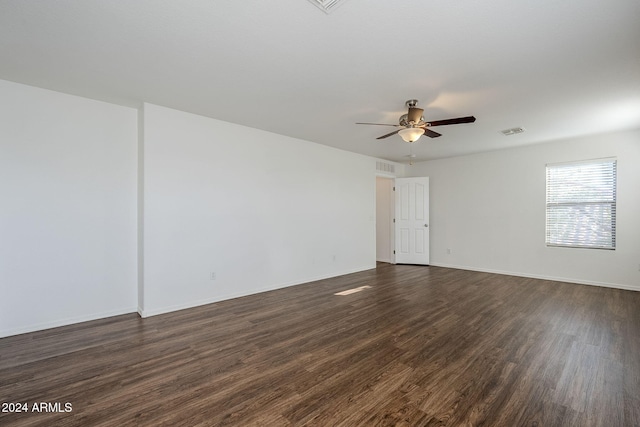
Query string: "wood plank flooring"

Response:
xmin=1 ymin=264 xmax=639 ymax=426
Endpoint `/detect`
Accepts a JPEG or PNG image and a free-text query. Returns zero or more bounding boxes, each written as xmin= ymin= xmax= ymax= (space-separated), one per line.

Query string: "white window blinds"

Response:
xmin=546 ymin=159 xmax=616 ymax=249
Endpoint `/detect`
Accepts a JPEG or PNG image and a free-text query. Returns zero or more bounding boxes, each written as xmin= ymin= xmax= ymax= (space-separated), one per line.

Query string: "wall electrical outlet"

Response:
xmin=210 ymin=272 xmax=216 ymax=280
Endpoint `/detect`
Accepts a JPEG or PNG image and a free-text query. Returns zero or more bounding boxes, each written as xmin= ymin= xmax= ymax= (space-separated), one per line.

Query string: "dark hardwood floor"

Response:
xmin=1 ymin=264 xmax=639 ymax=426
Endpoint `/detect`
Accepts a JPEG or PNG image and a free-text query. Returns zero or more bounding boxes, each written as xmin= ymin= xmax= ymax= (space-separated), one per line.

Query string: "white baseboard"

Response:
xmin=139 ymin=264 xmax=376 ymax=318
xmin=5 ymin=262 xmax=635 ymax=338
xmin=429 ymin=262 xmax=640 ymax=292
xmin=0 ymin=306 xmax=138 ymax=339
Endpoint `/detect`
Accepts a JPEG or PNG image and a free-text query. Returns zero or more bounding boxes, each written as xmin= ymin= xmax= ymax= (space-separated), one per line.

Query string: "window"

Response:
xmin=546 ymin=159 xmax=616 ymax=249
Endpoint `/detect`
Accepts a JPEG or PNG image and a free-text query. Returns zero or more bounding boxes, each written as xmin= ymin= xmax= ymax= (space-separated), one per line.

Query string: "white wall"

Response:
xmin=407 ymin=129 xmax=640 ymax=291
xmin=0 ymin=80 xmax=138 ymax=337
xmin=0 ymin=83 xmax=378 ymax=336
xmin=140 ymin=103 xmax=376 ymax=316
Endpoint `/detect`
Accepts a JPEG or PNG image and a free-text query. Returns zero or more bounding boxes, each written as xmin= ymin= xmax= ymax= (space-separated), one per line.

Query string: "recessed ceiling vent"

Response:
xmin=500 ymin=127 xmax=525 ymax=136
xmin=306 ymin=0 xmax=350 ymax=14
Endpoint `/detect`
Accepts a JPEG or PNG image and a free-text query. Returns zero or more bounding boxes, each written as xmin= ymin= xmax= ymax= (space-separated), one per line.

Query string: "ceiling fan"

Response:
xmin=356 ymin=99 xmax=476 ymax=142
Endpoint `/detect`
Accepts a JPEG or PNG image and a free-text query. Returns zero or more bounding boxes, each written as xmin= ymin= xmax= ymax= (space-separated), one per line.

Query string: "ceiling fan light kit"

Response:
xmin=356 ymin=99 xmax=476 ymax=143
xmin=398 ymin=127 xmax=425 ymax=143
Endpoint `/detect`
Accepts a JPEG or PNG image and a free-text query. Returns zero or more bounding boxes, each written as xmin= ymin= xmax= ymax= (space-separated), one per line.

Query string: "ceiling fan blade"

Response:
xmin=423 ymin=129 xmax=442 ymax=138
xmin=427 ymin=116 xmax=476 ymax=127
xmin=355 ymin=122 xmax=400 ymax=127
xmin=376 ymin=129 xmax=401 ymax=139
xmin=407 ymin=107 xmax=424 ymax=123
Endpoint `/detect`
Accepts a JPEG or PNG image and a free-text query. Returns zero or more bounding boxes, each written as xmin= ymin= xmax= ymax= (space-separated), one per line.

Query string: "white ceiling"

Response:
xmin=1 ymin=0 xmax=639 ymax=163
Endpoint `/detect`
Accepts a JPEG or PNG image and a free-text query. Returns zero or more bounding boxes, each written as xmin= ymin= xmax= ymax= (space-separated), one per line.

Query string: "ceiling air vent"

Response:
xmin=500 ymin=127 xmax=525 ymax=136
xmin=376 ymin=161 xmax=395 ymax=174
xmin=306 ymin=0 xmax=350 ymax=14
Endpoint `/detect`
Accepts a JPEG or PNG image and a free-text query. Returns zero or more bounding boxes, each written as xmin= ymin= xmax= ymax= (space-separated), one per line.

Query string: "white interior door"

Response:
xmin=395 ymin=177 xmax=430 ymax=265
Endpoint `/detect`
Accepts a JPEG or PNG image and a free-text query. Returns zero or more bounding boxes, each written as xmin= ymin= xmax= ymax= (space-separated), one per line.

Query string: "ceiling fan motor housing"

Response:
xmin=399 ymin=114 xmax=426 ymax=127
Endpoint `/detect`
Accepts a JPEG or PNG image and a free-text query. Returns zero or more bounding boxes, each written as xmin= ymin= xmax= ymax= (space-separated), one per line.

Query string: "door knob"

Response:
xmin=424 ymin=224 xmax=429 ymax=227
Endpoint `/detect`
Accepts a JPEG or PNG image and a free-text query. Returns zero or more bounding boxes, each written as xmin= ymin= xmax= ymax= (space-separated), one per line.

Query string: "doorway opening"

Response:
xmin=375 ymin=176 xmax=394 ymax=263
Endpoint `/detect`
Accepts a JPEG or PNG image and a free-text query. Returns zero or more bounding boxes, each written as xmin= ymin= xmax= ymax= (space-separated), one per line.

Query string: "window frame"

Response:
xmin=545 ymin=158 xmax=617 ymax=250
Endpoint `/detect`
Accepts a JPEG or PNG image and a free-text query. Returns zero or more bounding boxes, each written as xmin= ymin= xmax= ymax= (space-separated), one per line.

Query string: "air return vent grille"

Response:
xmin=306 ymin=0 xmax=350 ymax=13
xmin=376 ymin=161 xmax=395 ymax=174
xmin=500 ymin=127 xmax=525 ymax=136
